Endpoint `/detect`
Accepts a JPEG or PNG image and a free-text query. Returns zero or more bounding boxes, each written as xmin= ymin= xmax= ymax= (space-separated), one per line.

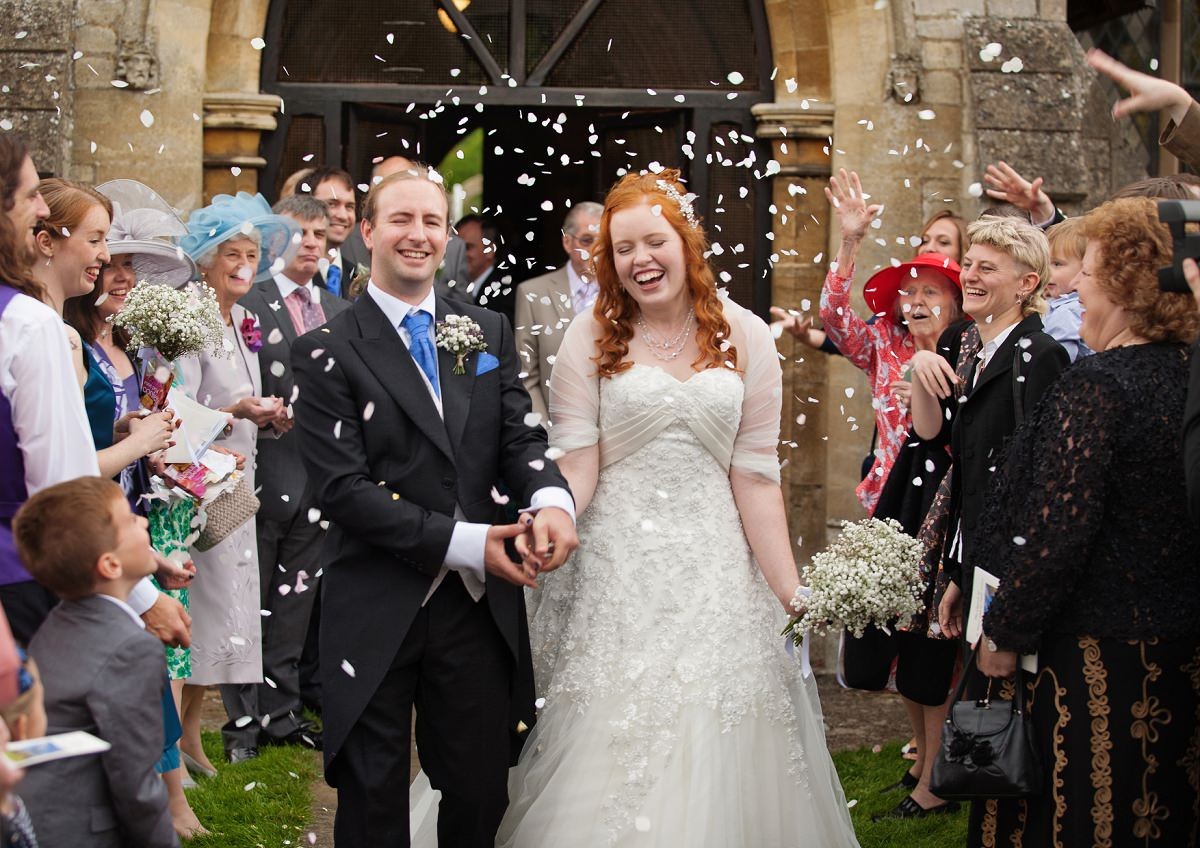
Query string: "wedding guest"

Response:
xmin=973 ymin=196 xmax=1200 ymax=845
xmin=814 ymin=169 xmax=964 ymax=512
xmin=1041 ymin=216 xmax=1091 ymax=361
xmin=513 ymin=201 xmax=602 ymax=423
xmin=13 ymin=477 xmax=178 ymax=848
xmin=0 ymin=650 xmax=42 ymax=848
xmin=278 ymin=167 xmax=313 ymax=201
xmin=229 ymin=193 xmax=349 ymax=753
xmin=298 ymin=166 xmax=355 ymax=297
xmin=179 ymin=192 xmax=297 ymax=769
xmin=981 ymin=160 xmax=1063 ymax=229
xmin=341 ymin=154 xmax=416 ymax=277
xmin=32 ymin=179 xmax=176 ymax=480
xmin=910 ymin=217 xmax=1068 ymax=639
xmin=67 ymin=178 xmax=208 ymax=838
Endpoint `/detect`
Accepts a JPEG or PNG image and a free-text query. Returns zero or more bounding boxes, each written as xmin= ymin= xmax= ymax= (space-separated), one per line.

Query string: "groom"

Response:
xmin=291 ymin=166 xmax=578 ymax=847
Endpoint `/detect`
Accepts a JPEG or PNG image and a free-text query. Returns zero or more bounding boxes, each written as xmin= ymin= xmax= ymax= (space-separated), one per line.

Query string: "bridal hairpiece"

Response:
xmin=654 ymin=179 xmax=700 ymax=230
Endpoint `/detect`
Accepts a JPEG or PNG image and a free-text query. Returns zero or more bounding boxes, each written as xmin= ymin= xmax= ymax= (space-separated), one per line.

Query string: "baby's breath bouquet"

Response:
xmin=784 ymin=517 xmax=924 ymax=646
xmin=113 ymin=280 xmax=226 ymax=409
xmin=113 ymin=280 xmax=226 ymax=361
xmin=435 ymin=314 xmax=487 ymax=375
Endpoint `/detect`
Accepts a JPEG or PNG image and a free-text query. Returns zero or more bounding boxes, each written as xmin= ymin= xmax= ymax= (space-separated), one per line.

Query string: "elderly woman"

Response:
xmin=970 ymin=197 xmax=1200 ymax=844
xmin=177 ymin=192 xmax=297 ymax=773
xmin=910 ymin=216 xmax=1068 ymax=639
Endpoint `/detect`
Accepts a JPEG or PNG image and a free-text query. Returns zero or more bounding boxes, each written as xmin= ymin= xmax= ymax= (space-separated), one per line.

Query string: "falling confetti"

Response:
xmin=341 ymin=659 xmax=356 ymax=677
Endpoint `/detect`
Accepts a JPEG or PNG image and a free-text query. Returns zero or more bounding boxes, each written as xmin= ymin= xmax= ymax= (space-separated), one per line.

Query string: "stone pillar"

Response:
xmin=753 ymin=102 xmax=836 ymax=569
xmin=202 ymin=92 xmax=279 ymax=200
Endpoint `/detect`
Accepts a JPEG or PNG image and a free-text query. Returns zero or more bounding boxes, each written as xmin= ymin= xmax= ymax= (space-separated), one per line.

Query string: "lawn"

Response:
xmin=182 ymin=732 xmax=964 ymax=847
xmin=834 ymin=741 xmax=968 ymax=848
xmin=185 ymin=732 xmax=320 ymax=848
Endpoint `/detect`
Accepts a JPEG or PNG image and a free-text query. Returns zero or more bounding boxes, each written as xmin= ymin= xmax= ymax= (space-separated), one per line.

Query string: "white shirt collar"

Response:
xmin=977 ymin=321 xmax=1020 ymax=367
xmin=367 ymin=280 xmax=437 ymax=331
xmin=469 ymin=265 xmax=494 ymax=295
xmin=273 ymin=273 xmax=320 ymax=303
xmin=96 ymin=592 xmax=146 ymax=629
xmin=565 ymin=263 xmax=593 ymax=297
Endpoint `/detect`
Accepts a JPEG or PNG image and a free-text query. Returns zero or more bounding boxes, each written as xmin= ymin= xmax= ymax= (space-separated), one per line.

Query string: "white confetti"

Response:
xmin=1013 ymin=536 xmax=1027 ymax=546
xmin=139 ymin=110 xmax=154 ymax=128
xmin=917 ymin=109 xmax=936 ymax=121
xmin=244 ymin=781 xmax=257 ymax=791
xmin=726 ymin=71 xmax=744 ymax=85
xmin=635 ymin=816 xmax=652 ymax=832
xmin=270 ymin=360 xmax=286 ymax=377
xmin=250 ymin=37 xmax=266 ymax=50
xmin=1000 ymin=57 xmax=1024 ymax=74
xmin=528 ymin=459 xmax=545 ymax=471
xmin=524 ymin=412 xmax=543 ymax=428
xmin=307 ymin=508 xmax=322 ymax=523
xmin=341 ymin=659 xmax=356 ymax=677
xmin=968 ymin=182 xmax=983 ymax=198
xmin=234 ymin=715 xmax=253 ymax=728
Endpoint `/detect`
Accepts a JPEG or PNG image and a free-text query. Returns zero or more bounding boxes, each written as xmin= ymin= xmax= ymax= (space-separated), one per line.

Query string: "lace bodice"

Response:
xmin=981 ymin=343 xmax=1200 ymax=653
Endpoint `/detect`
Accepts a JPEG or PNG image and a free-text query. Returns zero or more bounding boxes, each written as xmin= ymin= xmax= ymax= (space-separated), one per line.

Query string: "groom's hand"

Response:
xmin=484 ymin=522 xmax=540 ymax=589
xmin=515 ymin=508 xmax=578 ymax=574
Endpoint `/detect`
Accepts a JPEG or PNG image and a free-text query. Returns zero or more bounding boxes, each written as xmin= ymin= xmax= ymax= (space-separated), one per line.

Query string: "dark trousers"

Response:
xmin=0 ymin=580 xmax=59 ymax=644
xmin=332 ymin=576 xmax=513 ymax=848
xmin=221 ymin=511 xmax=323 ymax=751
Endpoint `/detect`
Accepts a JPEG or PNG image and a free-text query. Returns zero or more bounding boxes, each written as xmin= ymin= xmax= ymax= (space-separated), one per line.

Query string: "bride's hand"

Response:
xmin=779 ymin=584 xmax=808 ymax=618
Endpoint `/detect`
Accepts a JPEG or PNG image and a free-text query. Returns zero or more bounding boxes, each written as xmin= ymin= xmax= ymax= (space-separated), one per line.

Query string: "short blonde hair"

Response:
xmin=967 ymin=215 xmax=1051 ymax=316
xmin=1045 ymin=216 xmax=1087 ymax=263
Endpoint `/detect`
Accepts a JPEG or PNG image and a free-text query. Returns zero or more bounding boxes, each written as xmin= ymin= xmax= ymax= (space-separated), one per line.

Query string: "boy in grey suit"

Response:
xmin=13 ymin=477 xmax=178 ymax=848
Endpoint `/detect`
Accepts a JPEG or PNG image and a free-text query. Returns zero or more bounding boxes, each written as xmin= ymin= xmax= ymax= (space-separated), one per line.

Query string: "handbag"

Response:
xmin=929 ymin=651 xmax=1043 ymax=801
xmin=194 ymin=477 xmax=260 ymax=552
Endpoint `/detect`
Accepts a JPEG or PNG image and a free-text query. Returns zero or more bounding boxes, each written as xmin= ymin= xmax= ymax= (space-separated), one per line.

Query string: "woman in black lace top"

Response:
xmin=973 ymin=197 xmax=1200 ymax=847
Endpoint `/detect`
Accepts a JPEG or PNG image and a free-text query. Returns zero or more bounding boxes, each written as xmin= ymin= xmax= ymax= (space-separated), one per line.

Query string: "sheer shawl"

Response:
xmin=547 ymin=293 xmax=783 ymax=483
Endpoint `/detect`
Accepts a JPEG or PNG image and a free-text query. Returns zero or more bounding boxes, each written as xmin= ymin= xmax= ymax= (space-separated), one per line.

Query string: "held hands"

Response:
xmin=910 ymin=350 xmax=960 ymax=400
xmin=515 ymin=508 xmax=579 ymax=575
xmin=1086 ymin=48 xmax=1194 ymax=124
xmin=983 ymin=160 xmax=1056 ymax=224
xmin=825 ymin=169 xmax=882 ymax=243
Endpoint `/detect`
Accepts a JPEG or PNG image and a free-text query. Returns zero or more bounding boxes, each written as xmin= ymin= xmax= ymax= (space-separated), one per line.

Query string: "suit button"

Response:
xmin=441 ymin=478 xmax=454 ymax=490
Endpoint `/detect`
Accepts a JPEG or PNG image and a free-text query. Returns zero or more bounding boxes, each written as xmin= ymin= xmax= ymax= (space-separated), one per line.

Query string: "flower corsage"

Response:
xmin=435 ymin=314 xmax=487 ymax=375
xmin=240 ymin=316 xmax=263 ymax=353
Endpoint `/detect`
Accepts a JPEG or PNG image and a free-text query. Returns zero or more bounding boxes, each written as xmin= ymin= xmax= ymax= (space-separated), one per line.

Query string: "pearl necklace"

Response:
xmin=637 ymin=308 xmax=695 ymax=361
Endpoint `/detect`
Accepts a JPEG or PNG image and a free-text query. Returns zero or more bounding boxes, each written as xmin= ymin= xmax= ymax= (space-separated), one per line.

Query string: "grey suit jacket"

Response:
xmin=240 ymin=279 xmax=351 ymax=524
xmin=23 ymin=595 xmax=177 ymax=848
xmin=512 ymin=267 xmax=574 ymax=422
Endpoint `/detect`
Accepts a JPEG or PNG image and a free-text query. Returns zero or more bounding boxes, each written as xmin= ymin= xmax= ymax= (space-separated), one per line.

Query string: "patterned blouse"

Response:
xmin=819 ymin=264 xmax=915 ymax=513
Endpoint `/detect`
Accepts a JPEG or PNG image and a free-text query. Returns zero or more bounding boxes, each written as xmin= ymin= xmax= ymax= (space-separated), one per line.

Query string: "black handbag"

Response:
xmin=929 ymin=651 xmax=1043 ymax=801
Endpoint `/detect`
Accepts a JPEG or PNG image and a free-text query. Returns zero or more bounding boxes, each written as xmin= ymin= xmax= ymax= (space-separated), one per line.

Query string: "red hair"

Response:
xmin=590 ymin=169 xmax=734 ymax=377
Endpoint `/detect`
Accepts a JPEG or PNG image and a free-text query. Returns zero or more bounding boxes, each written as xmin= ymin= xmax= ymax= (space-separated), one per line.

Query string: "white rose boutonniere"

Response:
xmin=435 ymin=314 xmax=487 ymax=375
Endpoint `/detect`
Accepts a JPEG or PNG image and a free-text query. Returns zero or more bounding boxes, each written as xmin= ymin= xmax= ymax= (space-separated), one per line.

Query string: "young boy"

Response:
xmin=1042 ymin=216 xmax=1092 ymax=362
xmin=12 ymin=477 xmax=178 ymax=848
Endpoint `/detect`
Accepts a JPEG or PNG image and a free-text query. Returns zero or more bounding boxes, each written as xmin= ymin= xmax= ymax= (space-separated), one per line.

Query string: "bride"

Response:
xmin=488 ymin=170 xmax=859 ymax=847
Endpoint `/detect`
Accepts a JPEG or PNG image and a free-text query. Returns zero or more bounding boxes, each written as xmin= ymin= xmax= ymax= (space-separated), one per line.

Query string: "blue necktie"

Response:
xmin=325 ymin=263 xmax=342 ymax=298
xmin=401 ymin=310 xmax=440 ymax=399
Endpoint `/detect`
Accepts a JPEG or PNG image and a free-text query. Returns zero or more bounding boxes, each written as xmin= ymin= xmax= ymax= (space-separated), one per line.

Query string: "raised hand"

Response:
xmin=983 ymin=160 xmax=1055 ymax=223
xmin=1086 ymin=48 xmax=1194 ymax=124
xmin=768 ymin=306 xmax=826 ymax=350
xmin=824 ymin=169 xmax=882 ymax=244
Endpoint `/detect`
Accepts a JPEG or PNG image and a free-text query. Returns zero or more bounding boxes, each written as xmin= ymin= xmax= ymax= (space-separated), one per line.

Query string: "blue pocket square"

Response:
xmin=475 ymin=352 xmax=500 ymax=375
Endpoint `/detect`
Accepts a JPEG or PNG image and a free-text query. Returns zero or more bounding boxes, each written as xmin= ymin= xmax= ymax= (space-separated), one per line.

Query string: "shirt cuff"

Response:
xmin=524 ymin=486 xmax=577 ymax=525
xmin=445 ymin=522 xmax=489 ymax=583
xmin=127 ymin=577 xmax=159 ymax=616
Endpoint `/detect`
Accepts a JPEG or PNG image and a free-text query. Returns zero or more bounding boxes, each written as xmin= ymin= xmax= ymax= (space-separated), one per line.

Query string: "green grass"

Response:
xmin=185 ymin=732 xmax=320 ymax=847
xmin=833 ymin=741 xmax=968 ymax=848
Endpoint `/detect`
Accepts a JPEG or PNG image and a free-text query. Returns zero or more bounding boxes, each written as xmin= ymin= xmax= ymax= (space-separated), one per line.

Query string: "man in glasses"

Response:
xmin=512 ymin=202 xmax=602 ymax=425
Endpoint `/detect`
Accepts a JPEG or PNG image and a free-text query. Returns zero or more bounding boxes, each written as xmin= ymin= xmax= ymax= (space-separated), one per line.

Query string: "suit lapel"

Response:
xmin=349 ymin=295 xmax=454 ymax=461
xmin=550 ymin=268 xmax=574 ymax=323
xmin=969 ymin=314 xmax=1042 ymax=398
xmin=435 ymin=297 xmax=476 ymax=459
xmin=253 ymin=281 xmax=298 ymax=345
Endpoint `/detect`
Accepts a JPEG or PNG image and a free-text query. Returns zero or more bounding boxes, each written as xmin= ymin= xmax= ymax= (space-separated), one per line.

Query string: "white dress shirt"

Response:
xmin=366 ymin=282 xmax=575 ymax=603
xmin=972 ymin=322 xmax=1019 ymax=388
xmin=0 ymin=291 xmax=160 ymax=615
xmin=468 ymin=265 xmax=495 ymax=302
xmin=97 ymin=592 xmax=147 ymax=629
xmin=566 ymin=264 xmax=597 ymax=315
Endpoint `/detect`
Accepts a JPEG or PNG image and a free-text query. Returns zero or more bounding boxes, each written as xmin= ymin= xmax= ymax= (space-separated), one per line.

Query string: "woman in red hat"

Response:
xmin=814 ymin=169 xmax=963 ymax=513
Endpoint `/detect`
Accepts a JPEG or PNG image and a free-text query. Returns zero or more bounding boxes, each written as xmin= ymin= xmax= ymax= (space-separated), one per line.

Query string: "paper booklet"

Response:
xmin=161 ymin=386 xmax=228 ymax=465
xmin=968 ymin=566 xmax=1037 ymax=675
xmin=4 ymin=731 xmax=111 ymax=767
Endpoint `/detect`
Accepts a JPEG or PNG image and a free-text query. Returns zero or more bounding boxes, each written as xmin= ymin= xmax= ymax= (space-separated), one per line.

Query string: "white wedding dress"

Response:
xmin=411 ymin=297 xmax=859 ymax=847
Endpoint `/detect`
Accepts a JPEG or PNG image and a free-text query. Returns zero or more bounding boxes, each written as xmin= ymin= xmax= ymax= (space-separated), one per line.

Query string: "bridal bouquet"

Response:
xmin=783 ymin=517 xmax=924 ymax=646
xmin=112 ymin=281 xmax=226 ymax=409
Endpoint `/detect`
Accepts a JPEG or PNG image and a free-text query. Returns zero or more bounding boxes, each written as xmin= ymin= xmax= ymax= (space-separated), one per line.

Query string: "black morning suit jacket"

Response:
xmin=935 ymin=312 xmax=1068 ymax=604
xmin=1183 ymin=340 xmax=1200 ymax=524
xmin=240 ymin=279 xmax=350 ymax=524
xmin=290 ymin=290 xmax=567 ymax=775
